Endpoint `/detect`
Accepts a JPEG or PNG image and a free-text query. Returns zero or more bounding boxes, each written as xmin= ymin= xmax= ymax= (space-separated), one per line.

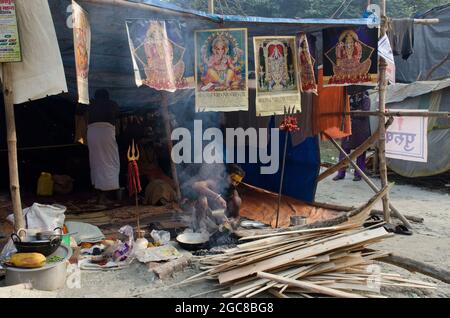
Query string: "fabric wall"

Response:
xmin=395 ymin=4 xmax=450 ymax=83
xmin=0 ymin=0 xmax=67 ymax=104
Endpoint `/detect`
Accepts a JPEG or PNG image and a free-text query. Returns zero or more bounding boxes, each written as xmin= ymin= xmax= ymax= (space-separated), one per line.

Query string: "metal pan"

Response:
xmin=176 ymin=232 xmax=210 ymax=251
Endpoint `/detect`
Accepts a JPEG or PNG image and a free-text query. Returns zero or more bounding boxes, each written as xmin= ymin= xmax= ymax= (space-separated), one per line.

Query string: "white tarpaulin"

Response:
xmin=385 ymin=109 xmax=428 ymax=163
xmin=0 ymin=0 xmax=67 ymax=104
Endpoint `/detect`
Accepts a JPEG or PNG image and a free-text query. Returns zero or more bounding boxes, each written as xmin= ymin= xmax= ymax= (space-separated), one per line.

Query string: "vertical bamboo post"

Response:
xmin=2 ymin=63 xmax=25 ymax=232
xmin=378 ymin=0 xmax=391 ymax=223
xmin=208 ymin=0 xmax=214 ymax=14
xmin=161 ymin=92 xmax=181 ymax=201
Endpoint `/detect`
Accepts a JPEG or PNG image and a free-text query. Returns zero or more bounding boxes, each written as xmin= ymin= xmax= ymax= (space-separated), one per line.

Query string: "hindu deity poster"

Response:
xmin=254 ymin=36 xmax=301 ymax=116
xmin=195 ymin=28 xmax=248 ymax=112
xmin=323 ymin=27 xmax=378 ymax=87
xmin=296 ymin=33 xmax=317 ymax=94
xmin=126 ymin=19 xmax=191 ymax=92
xmin=72 ymin=1 xmax=91 ymax=104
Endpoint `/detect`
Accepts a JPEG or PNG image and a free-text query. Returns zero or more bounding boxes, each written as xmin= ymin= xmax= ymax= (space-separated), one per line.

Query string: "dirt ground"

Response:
xmin=1 ymin=170 xmax=449 ymax=298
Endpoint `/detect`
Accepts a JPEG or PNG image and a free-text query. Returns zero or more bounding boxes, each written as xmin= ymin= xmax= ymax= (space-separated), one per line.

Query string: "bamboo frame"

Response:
xmin=321 ymin=111 xmax=450 ymax=117
xmin=378 ymin=0 xmax=390 ymax=223
xmin=2 ymin=63 xmax=25 ymax=234
xmin=323 ymin=132 xmax=413 ymax=230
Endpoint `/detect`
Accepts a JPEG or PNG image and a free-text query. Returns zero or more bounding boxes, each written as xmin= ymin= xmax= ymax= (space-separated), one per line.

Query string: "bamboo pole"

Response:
xmin=2 ymin=63 xmax=24 ymax=233
xmin=208 ymin=0 xmax=215 ymax=14
xmin=161 ymin=92 xmax=181 ymax=201
xmin=320 ymin=111 xmax=450 ymax=118
xmin=318 ymin=117 xmax=393 ymax=182
xmin=324 ymin=132 xmax=413 ymax=230
xmin=378 ymin=0 xmax=390 ymax=223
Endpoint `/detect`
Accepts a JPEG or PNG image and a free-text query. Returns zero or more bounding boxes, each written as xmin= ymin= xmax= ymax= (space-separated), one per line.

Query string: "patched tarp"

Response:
xmin=395 ymin=4 xmax=450 ymax=83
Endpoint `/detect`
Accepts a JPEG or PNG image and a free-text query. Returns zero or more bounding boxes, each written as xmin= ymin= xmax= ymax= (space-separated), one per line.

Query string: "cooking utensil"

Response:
xmin=5 ymin=245 xmax=72 ymax=291
xmin=35 ymin=227 xmax=63 ymax=241
xmin=11 ymin=233 xmax=61 ymax=256
xmin=176 ymin=232 xmax=210 ymax=251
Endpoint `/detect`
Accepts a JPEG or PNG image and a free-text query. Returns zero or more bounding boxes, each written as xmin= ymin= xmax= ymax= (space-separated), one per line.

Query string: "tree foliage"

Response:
xmin=162 ymin=0 xmax=448 ymax=18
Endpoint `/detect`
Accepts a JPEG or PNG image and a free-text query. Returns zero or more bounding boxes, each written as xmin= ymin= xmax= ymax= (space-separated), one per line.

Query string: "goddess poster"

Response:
xmin=72 ymin=0 xmax=90 ymax=104
xmin=195 ymin=28 xmax=248 ymax=112
xmin=126 ymin=19 xmax=191 ymax=92
xmin=323 ymin=27 xmax=378 ymax=87
xmin=254 ymin=36 xmax=301 ymax=116
xmin=296 ymin=33 xmax=317 ymax=94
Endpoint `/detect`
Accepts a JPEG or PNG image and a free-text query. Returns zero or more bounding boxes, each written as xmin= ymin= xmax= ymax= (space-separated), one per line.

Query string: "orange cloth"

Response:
xmin=313 ymin=68 xmax=351 ymax=140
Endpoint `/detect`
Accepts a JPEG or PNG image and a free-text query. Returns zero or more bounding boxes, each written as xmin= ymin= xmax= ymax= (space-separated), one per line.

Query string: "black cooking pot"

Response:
xmin=176 ymin=233 xmax=210 ymax=251
xmin=11 ymin=233 xmax=61 ymax=256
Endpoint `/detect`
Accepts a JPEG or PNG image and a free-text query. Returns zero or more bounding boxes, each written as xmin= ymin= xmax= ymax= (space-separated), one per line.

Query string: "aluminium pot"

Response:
xmin=5 ymin=244 xmax=72 ymax=291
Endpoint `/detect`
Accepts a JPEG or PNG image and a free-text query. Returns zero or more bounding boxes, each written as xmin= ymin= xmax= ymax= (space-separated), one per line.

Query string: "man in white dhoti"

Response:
xmin=87 ymin=89 xmax=120 ymax=202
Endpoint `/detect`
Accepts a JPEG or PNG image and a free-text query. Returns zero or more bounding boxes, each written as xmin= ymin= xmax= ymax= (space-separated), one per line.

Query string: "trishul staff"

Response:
xmin=127 ymin=139 xmax=142 ymax=238
xmin=275 ymin=106 xmax=300 ymax=228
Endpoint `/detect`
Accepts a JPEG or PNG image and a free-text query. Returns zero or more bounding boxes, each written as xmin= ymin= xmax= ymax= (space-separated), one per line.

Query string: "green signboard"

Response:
xmin=0 ymin=0 xmax=21 ymax=62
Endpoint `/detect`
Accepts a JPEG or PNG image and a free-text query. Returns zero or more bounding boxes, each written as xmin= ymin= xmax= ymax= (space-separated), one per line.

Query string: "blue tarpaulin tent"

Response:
xmin=46 ymin=0 xmax=370 ymax=202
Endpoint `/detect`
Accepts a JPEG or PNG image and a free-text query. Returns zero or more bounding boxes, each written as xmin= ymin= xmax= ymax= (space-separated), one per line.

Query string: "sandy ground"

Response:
xmin=1 ymin=170 xmax=449 ymax=298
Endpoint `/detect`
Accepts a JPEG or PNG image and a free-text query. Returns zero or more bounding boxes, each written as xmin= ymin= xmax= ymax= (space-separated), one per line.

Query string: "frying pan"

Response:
xmin=176 ymin=232 xmax=210 ymax=251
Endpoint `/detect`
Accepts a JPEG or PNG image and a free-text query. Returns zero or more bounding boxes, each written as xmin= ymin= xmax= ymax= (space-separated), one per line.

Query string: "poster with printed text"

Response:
xmin=254 ymin=36 xmax=301 ymax=116
xmin=72 ymin=0 xmax=91 ymax=104
xmin=386 ymin=110 xmax=428 ymax=163
xmin=0 ymin=0 xmax=21 ymax=62
xmin=323 ymin=26 xmax=378 ymax=87
xmin=296 ymin=33 xmax=317 ymax=94
xmin=126 ymin=19 xmax=192 ymax=92
xmin=195 ymin=28 xmax=248 ymax=112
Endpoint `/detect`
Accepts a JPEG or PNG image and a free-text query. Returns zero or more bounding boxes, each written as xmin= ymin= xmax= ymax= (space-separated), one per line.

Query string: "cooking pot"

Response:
xmin=11 ymin=228 xmax=61 ymax=256
xmin=176 ymin=232 xmax=210 ymax=251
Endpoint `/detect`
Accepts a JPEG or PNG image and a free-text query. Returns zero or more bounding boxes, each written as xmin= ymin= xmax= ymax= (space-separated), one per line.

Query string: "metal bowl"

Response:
xmin=176 ymin=233 xmax=210 ymax=251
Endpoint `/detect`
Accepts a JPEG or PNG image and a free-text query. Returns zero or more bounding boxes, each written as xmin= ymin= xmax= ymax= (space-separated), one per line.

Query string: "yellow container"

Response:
xmin=37 ymin=172 xmax=54 ymax=196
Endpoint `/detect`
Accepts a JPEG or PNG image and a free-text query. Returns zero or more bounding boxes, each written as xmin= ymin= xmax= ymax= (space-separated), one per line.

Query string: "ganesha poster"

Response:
xmin=254 ymin=36 xmax=301 ymax=116
xmin=195 ymin=28 xmax=248 ymax=112
xmin=323 ymin=27 xmax=378 ymax=87
xmin=296 ymin=33 xmax=317 ymax=94
xmin=126 ymin=19 xmax=192 ymax=92
xmin=72 ymin=1 xmax=91 ymax=104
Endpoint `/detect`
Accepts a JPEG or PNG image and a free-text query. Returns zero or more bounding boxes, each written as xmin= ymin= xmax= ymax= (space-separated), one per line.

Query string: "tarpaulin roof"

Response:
xmin=381 ymin=78 xmax=450 ymax=104
xmin=395 ymin=3 xmax=450 ymax=83
xmin=49 ymin=0 xmax=373 ymax=110
xmin=128 ymin=0 xmax=371 ymax=26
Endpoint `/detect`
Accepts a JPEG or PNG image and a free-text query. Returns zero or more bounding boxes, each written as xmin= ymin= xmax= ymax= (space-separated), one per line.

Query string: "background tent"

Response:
xmin=369 ymin=79 xmax=450 ymax=177
xmin=395 ymin=3 xmax=450 ymax=83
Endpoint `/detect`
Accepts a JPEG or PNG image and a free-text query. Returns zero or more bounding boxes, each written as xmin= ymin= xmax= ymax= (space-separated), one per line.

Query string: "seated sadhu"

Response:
xmin=181 ymin=164 xmax=245 ymax=232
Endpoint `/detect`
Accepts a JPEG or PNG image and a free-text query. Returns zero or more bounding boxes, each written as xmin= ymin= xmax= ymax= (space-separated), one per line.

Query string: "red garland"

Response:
xmin=279 ymin=116 xmax=300 ymax=132
xmin=128 ymin=160 xmax=142 ymax=197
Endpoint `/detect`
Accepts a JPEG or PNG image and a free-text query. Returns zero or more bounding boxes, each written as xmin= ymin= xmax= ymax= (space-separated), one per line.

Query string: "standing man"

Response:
xmin=333 ymin=90 xmax=371 ymax=181
xmin=87 ymin=89 xmax=120 ymax=202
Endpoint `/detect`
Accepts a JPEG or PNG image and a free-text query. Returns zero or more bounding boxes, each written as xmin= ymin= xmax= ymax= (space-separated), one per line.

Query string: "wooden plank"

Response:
xmin=218 ymin=227 xmax=389 ymax=284
xmin=257 ymin=272 xmax=365 ymax=298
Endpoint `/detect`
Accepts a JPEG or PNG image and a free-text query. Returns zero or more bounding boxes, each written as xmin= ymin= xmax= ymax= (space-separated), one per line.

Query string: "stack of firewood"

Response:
xmin=183 ymin=222 xmax=435 ymax=298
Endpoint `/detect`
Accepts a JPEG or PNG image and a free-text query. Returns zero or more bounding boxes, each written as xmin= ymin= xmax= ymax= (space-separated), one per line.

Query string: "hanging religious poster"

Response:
xmin=195 ymin=28 xmax=248 ymax=112
xmin=386 ymin=110 xmax=428 ymax=163
xmin=254 ymin=36 xmax=301 ymax=116
xmin=296 ymin=33 xmax=317 ymax=94
xmin=323 ymin=26 xmax=378 ymax=87
xmin=126 ymin=19 xmax=191 ymax=92
xmin=72 ymin=0 xmax=91 ymax=104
